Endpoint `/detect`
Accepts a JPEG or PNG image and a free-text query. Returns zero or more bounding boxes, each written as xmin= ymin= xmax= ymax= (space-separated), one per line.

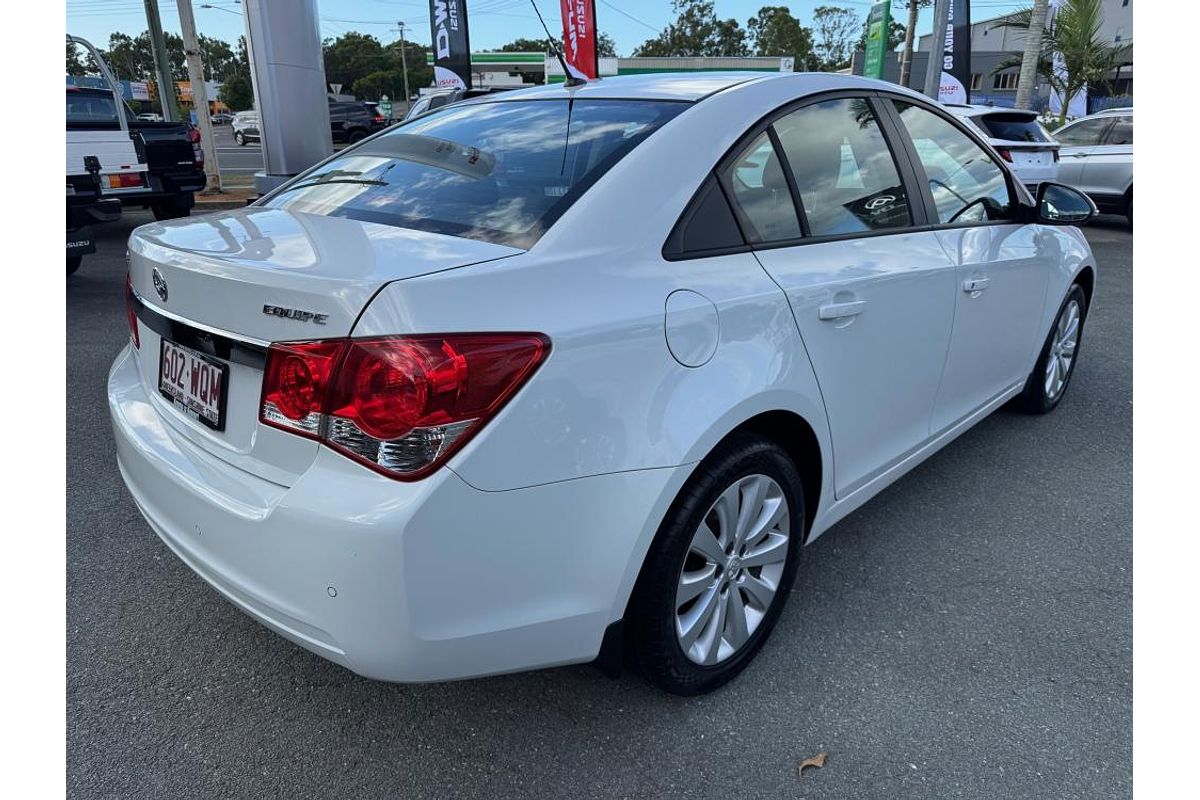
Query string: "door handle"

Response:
xmin=962 ymin=277 xmax=990 ymax=294
xmin=818 ymin=300 xmax=867 ymax=320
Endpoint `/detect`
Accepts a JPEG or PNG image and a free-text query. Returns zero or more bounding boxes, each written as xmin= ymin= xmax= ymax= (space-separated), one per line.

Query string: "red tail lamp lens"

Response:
xmin=125 ymin=273 xmax=140 ymax=349
xmin=259 ymin=334 xmax=550 ymax=479
xmin=996 ymin=147 xmax=1013 ymax=162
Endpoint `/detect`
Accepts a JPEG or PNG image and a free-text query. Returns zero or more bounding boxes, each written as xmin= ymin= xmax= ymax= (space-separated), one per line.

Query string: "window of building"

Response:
xmin=993 ymin=72 xmax=1019 ymax=90
xmin=970 ymin=73 xmax=984 ymax=91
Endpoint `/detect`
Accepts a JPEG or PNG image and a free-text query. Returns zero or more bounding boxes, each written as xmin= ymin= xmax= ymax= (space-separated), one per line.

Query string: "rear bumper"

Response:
xmin=108 ymin=344 xmax=680 ymax=682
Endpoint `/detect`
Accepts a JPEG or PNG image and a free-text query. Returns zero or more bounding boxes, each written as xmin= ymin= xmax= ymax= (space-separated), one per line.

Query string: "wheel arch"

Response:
xmin=1074 ymin=264 xmax=1096 ymax=311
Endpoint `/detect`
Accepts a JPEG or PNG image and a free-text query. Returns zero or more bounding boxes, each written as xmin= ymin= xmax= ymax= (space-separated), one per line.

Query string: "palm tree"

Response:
xmin=1014 ymin=0 xmax=1050 ymax=109
xmin=993 ymin=0 xmax=1130 ymax=123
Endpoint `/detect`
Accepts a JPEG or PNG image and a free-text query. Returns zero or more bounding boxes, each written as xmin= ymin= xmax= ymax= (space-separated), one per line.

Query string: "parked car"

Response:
xmin=944 ymin=104 xmax=1059 ymax=190
xmin=137 ymin=112 xmax=163 ymax=122
xmin=211 ymin=111 xmax=235 ymax=125
xmin=328 ymin=99 xmax=387 ymax=143
xmin=1052 ymin=108 xmax=1133 ymax=224
xmin=67 ymin=35 xmax=206 ymax=273
xmin=111 ymin=73 xmax=1096 ymax=695
xmin=403 ymin=87 xmax=519 ymax=120
xmin=232 ymin=110 xmax=260 ymax=145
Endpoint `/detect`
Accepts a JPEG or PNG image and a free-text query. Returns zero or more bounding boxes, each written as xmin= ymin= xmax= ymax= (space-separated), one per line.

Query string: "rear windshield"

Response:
xmin=262 ymin=99 xmax=687 ymax=247
xmin=975 ymin=113 xmax=1051 ymax=143
xmin=67 ymin=91 xmax=124 ymax=125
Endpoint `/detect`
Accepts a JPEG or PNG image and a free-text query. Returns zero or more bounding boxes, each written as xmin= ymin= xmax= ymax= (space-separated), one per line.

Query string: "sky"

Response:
xmin=66 ymin=0 xmax=1031 ymax=57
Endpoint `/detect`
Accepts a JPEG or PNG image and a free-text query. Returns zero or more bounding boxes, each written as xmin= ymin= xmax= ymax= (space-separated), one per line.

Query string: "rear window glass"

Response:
xmin=263 ymin=99 xmax=687 ymax=247
xmin=976 ymin=113 xmax=1051 ymax=143
xmin=67 ymin=91 xmax=121 ymax=125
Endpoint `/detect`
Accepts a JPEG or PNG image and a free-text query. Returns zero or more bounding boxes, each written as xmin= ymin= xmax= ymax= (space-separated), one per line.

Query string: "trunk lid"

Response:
xmin=127 ymin=207 xmax=522 ymax=484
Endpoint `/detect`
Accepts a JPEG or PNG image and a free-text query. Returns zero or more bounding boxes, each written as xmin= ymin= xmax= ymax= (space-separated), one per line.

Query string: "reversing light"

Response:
xmin=259 ymin=334 xmax=549 ymax=480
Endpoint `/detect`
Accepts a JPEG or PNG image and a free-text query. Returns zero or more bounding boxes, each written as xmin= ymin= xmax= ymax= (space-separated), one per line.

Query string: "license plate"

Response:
xmin=1013 ymin=151 xmax=1050 ymax=166
xmin=159 ymin=339 xmax=229 ymax=431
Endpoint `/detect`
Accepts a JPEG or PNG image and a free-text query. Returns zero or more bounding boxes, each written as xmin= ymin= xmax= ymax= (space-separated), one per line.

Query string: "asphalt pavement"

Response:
xmin=66 ymin=210 xmax=1132 ymax=799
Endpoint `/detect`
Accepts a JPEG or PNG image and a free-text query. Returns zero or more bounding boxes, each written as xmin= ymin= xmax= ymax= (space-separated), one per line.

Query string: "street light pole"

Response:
xmin=398 ymin=21 xmax=411 ymax=114
xmin=177 ymin=0 xmax=222 ymax=192
xmin=144 ymin=0 xmax=179 ymax=121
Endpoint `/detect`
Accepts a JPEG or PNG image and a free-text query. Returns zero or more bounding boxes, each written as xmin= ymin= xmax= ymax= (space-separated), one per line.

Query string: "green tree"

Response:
xmin=992 ymin=0 xmax=1130 ymax=122
xmin=747 ymin=6 xmax=814 ymax=69
xmin=633 ymin=0 xmax=748 ymax=57
xmin=66 ymin=42 xmax=88 ymax=77
xmin=812 ymin=5 xmax=861 ymax=70
xmin=352 ymin=40 xmax=432 ymax=101
xmin=199 ymin=35 xmax=237 ymax=82
xmin=857 ymin=16 xmax=906 ymax=54
xmin=496 ymin=32 xmax=616 ymax=57
xmin=217 ymin=37 xmax=254 ymax=111
xmin=323 ymin=32 xmax=390 ymax=92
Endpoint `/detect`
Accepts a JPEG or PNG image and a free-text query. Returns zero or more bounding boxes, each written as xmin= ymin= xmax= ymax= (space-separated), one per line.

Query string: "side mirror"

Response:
xmin=1036 ymin=182 xmax=1097 ymax=225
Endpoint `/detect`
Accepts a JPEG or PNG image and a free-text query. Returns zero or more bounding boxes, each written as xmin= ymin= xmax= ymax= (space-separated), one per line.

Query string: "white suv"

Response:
xmin=1053 ymin=108 xmax=1133 ymax=224
xmin=945 ymin=104 xmax=1060 ymax=191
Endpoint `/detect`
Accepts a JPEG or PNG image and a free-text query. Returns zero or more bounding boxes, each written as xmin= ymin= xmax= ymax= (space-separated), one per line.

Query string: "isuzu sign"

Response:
xmin=560 ymin=0 xmax=599 ymax=81
xmin=430 ymin=0 xmax=472 ymax=90
xmin=937 ymin=0 xmax=971 ymax=105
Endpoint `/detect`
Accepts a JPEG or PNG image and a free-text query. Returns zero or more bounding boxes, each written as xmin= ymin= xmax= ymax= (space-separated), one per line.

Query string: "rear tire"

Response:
xmin=234 ymin=131 xmax=246 ymax=146
xmin=1014 ymin=283 xmax=1088 ymax=414
xmin=1125 ymin=191 xmax=1133 ymax=226
xmin=348 ymin=129 xmax=368 ymax=143
xmin=66 ymin=256 xmax=82 ymax=276
xmin=151 ymin=197 xmax=192 ymax=221
xmin=626 ymin=433 xmax=805 ymax=696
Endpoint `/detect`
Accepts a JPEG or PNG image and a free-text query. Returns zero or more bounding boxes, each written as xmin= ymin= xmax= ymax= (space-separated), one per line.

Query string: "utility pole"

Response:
xmin=1014 ymin=0 xmax=1051 ymax=110
xmin=398 ymin=21 xmax=411 ymax=115
xmin=898 ymin=0 xmax=920 ymax=89
xmin=144 ymin=0 xmax=178 ymax=121
xmin=177 ymin=0 xmax=221 ymax=192
xmin=923 ymin=0 xmax=951 ymax=100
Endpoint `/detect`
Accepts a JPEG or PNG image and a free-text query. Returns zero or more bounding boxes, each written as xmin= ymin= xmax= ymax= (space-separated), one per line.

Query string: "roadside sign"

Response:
xmin=330 ymin=83 xmax=343 ymax=95
xmin=863 ymin=1 xmax=891 ymax=80
xmin=380 ymin=94 xmax=393 ymax=119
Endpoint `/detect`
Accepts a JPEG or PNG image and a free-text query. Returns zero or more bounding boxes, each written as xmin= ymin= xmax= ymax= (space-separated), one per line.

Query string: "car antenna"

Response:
xmin=530 ymin=0 xmax=586 ymax=88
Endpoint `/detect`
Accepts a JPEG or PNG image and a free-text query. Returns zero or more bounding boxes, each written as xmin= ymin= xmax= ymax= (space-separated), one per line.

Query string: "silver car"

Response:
xmin=1053 ymin=108 xmax=1133 ymax=224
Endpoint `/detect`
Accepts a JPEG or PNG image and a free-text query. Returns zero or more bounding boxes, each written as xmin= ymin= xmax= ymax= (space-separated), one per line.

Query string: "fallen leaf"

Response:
xmin=798 ymin=751 xmax=829 ymax=776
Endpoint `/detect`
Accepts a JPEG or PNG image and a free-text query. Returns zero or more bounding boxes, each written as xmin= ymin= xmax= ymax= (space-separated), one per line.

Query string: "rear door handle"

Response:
xmin=818 ymin=300 xmax=867 ymax=320
xmin=962 ymin=277 xmax=990 ymax=294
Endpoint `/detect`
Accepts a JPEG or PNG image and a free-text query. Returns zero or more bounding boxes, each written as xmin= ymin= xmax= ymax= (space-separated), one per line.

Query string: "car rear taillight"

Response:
xmin=103 ymin=173 xmax=144 ymax=188
xmin=995 ymin=147 xmax=1013 ymax=162
xmin=187 ymin=126 xmax=204 ymax=165
xmin=125 ymin=273 xmax=140 ymax=349
xmin=260 ymin=333 xmax=550 ymax=480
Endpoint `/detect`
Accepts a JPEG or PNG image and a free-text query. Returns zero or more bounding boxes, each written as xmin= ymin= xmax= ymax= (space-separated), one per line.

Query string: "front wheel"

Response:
xmin=234 ymin=131 xmax=246 ymax=146
xmin=1014 ymin=283 xmax=1088 ymax=414
xmin=626 ymin=433 xmax=805 ymax=695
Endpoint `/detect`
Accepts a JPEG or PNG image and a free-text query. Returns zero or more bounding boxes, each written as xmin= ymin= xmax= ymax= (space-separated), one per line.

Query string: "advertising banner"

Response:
xmin=937 ymin=0 xmax=972 ymax=105
xmin=430 ymin=0 xmax=472 ymax=90
xmin=560 ymin=0 xmax=599 ymax=80
xmin=863 ymin=1 xmax=891 ymax=80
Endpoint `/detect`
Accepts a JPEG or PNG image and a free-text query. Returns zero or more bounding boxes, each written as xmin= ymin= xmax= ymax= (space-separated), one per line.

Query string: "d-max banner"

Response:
xmin=560 ymin=0 xmax=599 ymax=80
xmin=430 ymin=0 xmax=472 ymax=90
xmin=937 ymin=0 xmax=971 ymax=104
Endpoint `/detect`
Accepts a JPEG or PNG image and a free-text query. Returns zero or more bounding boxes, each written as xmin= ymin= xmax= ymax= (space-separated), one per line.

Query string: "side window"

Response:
xmin=664 ymin=176 xmax=746 ymax=257
xmin=892 ymin=101 xmax=1014 ymax=225
xmin=721 ymin=131 xmax=802 ymax=243
xmin=773 ymin=97 xmax=913 ymax=236
xmin=1105 ymin=116 xmax=1133 ymax=145
xmin=1054 ymin=118 xmax=1110 ymax=146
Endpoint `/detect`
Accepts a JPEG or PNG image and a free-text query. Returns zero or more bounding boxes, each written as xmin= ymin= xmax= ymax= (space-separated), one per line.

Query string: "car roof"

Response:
xmin=475 ymin=71 xmax=918 ymax=103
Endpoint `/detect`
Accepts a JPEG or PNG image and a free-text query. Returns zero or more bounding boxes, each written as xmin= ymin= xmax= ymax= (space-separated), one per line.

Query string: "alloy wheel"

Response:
xmin=1044 ymin=298 xmax=1081 ymax=401
xmin=675 ymin=474 xmax=790 ymax=665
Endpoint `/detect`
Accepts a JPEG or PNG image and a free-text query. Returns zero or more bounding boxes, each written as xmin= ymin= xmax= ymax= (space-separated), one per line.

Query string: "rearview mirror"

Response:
xmin=1036 ymin=182 xmax=1096 ymax=225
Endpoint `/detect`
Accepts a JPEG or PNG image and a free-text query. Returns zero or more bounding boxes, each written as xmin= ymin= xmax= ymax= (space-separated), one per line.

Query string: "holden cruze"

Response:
xmin=110 ymin=73 xmax=1096 ymax=695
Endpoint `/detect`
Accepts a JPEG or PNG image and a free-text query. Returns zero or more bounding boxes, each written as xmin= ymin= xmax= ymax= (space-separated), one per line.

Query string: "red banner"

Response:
xmin=560 ymin=0 xmax=599 ymax=80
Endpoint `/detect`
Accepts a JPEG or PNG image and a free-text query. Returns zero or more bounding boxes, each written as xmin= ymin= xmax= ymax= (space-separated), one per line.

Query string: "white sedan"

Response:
xmin=110 ymin=73 xmax=1097 ymax=695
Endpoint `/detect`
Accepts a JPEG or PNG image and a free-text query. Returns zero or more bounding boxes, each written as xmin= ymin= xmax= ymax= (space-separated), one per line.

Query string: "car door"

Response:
xmin=886 ymin=99 xmax=1050 ymax=433
xmin=1054 ymin=117 xmax=1112 ymax=189
xmin=732 ymin=94 xmax=957 ymax=499
xmin=1080 ymin=114 xmax=1133 ymax=198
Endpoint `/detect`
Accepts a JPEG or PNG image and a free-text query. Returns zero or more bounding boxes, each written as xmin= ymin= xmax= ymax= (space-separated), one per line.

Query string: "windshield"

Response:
xmin=263 ymin=98 xmax=687 ymax=247
xmin=67 ymin=90 xmax=132 ymax=125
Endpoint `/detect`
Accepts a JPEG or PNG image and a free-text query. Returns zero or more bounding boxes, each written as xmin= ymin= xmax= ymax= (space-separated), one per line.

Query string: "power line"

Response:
xmin=598 ymin=0 xmax=660 ymax=34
